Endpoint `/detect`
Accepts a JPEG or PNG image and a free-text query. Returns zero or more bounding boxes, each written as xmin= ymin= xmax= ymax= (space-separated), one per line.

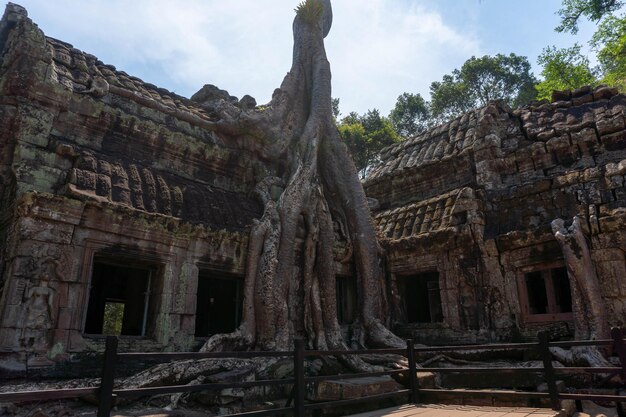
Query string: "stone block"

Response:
xmin=56 ymin=307 xmax=73 ymax=330
xmin=18 ymin=217 xmax=74 ymax=244
xmin=572 ymin=92 xmax=594 ymax=106
xmin=68 ymin=96 xmax=102 ymax=117
xmin=0 ymin=328 xmax=20 ymax=349
xmin=571 ymin=127 xmax=598 ymax=147
xmin=15 ymin=164 xmax=65 ymax=194
xmin=601 ymin=131 xmax=626 ymax=151
xmin=68 ymin=331 xmax=86 ymax=352
xmin=606 ymin=175 xmax=624 ymax=189
xmin=14 ymin=143 xmax=58 ymax=168
xmin=17 ymin=106 xmax=55 ymax=148
xmin=2 ymin=305 xmax=24 ymax=327
xmin=311 ymin=376 xmax=403 ymax=401
xmin=597 ymin=115 xmax=625 ymax=136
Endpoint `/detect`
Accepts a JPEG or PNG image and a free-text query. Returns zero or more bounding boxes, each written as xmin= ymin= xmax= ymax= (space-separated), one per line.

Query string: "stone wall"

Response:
xmin=2 ymin=1 xmax=626 ymax=369
xmin=366 ymin=86 xmax=626 ymax=344
xmin=0 ymin=4 xmax=268 ymax=367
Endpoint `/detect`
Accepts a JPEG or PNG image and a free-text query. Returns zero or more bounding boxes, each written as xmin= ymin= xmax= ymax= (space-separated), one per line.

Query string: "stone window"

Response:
xmin=518 ymin=265 xmax=573 ymax=323
xmin=84 ymin=259 xmax=157 ymax=336
xmin=195 ymin=272 xmax=243 ymax=337
xmin=336 ymin=275 xmax=357 ymax=325
xmin=399 ymin=271 xmax=443 ymax=323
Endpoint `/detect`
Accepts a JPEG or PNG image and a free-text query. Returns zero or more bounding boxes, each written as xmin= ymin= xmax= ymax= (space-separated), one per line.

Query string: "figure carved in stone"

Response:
xmin=19 ymin=258 xmax=58 ymax=360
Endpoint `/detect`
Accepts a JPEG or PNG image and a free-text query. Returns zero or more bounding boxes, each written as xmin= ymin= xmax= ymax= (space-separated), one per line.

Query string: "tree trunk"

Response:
xmin=550 ymin=216 xmax=611 ymax=367
xmin=198 ymin=0 xmax=403 ymax=363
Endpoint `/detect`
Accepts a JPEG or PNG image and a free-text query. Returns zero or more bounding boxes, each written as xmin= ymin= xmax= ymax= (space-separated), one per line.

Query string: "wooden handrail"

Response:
xmin=0 ymin=327 xmax=623 ymax=417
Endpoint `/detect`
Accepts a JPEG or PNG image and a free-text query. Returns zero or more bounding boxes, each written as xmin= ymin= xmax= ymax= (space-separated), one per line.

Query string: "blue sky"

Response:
xmin=14 ymin=1 xmax=598 ymax=116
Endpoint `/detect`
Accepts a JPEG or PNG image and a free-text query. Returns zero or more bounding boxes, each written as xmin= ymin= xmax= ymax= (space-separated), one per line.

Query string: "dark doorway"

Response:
xmin=84 ymin=260 xmax=154 ymax=336
xmin=336 ymin=275 xmax=357 ymax=325
xmin=400 ymin=271 xmax=443 ymax=323
xmin=525 ymin=271 xmax=548 ymax=314
xmin=195 ymin=273 xmax=243 ymax=337
xmin=521 ymin=266 xmax=572 ymax=320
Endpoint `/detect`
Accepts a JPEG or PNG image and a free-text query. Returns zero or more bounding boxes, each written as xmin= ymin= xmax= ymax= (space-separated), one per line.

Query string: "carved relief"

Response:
xmin=19 ymin=257 xmax=61 ymax=363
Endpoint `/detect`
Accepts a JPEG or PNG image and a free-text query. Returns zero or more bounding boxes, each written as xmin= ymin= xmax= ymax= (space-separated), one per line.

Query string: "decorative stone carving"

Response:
xmin=19 ymin=258 xmax=59 ymax=365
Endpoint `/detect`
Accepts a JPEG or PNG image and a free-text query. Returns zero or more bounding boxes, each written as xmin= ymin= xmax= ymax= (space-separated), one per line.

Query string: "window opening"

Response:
xmin=195 ymin=274 xmax=243 ymax=337
xmin=84 ymin=261 xmax=154 ymax=336
xmin=519 ymin=265 xmax=573 ymax=322
xmin=336 ymin=276 xmax=357 ymax=325
xmin=400 ymin=271 xmax=442 ymax=323
xmin=525 ymin=271 xmax=548 ymax=314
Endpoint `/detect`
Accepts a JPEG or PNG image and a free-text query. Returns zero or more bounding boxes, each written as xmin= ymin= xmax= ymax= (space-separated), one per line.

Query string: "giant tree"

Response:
xmin=430 ymin=54 xmax=537 ymax=123
xmin=556 ymin=0 xmax=623 ymax=33
xmin=591 ymin=14 xmax=626 ymax=89
xmin=389 ymin=92 xmax=430 ymax=138
xmin=535 ymin=45 xmax=597 ymax=100
xmin=338 ymin=110 xmax=401 ymax=178
xmin=554 ymin=0 xmax=626 ymax=89
xmin=192 ymin=0 xmax=403 ymax=358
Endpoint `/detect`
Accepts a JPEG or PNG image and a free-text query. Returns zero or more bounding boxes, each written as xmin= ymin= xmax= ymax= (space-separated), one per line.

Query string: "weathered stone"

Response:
xmin=311 ymin=376 xmax=403 ymax=401
xmin=1 ymin=3 xmax=626 ymax=372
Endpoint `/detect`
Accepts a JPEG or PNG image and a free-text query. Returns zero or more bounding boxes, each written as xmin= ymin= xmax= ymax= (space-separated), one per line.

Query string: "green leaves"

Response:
xmin=338 ymin=109 xmax=401 ymax=178
xmin=550 ymin=0 xmax=625 ymax=92
xmin=536 ymin=45 xmax=597 ymax=100
xmin=295 ymin=0 xmax=324 ymax=24
xmin=557 ymin=0 xmax=623 ymax=33
xmin=389 ymin=93 xmax=430 ymax=138
xmin=430 ymin=54 xmax=537 ymax=124
xmin=591 ymin=14 xmax=626 ymax=89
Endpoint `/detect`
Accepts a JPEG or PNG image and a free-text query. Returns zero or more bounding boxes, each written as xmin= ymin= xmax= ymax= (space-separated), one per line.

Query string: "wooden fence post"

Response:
xmin=611 ymin=327 xmax=625 ymax=417
xmin=294 ymin=338 xmax=305 ymax=417
xmin=406 ymin=339 xmax=419 ymax=404
xmin=612 ymin=327 xmax=626 ymax=380
xmin=538 ymin=331 xmax=560 ymax=411
xmin=97 ymin=336 xmax=118 ymax=417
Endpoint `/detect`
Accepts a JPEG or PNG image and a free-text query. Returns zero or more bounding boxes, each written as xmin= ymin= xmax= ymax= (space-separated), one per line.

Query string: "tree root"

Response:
xmin=550 ymin=346 xmax=613 ymax=368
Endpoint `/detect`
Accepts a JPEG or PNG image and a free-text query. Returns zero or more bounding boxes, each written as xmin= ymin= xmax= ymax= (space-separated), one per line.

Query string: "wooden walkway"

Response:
xmin=347 ymin=404 xmax=564 ymax=417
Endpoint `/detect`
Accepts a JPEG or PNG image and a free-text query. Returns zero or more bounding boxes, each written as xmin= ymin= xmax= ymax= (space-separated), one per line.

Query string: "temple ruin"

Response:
xmin=0 ymin=2 xmax=625 ymax=371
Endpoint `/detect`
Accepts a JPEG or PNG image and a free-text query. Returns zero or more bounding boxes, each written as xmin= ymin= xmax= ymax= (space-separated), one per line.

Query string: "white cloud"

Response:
xmin=17 ymin=0 xmax=479 ymax=114
xmin=328 ymin=1 xmax=480 ymax=116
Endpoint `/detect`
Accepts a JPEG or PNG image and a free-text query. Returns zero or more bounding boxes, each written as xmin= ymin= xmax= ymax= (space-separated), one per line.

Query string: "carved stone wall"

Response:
xmin=2 ymin=1 xmax=626 ymax=368
xmin=366 ymin=86 xmax=626 ymax=344
xmin=0 ymin=4 xmax=266 ymax=367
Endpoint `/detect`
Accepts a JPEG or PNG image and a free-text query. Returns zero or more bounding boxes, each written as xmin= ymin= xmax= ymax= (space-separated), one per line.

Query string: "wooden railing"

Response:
xmin=0 ymin=328 xmax=624 ymax=417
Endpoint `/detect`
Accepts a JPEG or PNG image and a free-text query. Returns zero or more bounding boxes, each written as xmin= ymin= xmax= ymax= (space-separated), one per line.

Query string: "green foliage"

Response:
xmin=430 ymin=54 xmax=537 ymax=123
xmin=331 ymin=97 xmax=341 ymax=120
xmin=535 ymin=45 xmax=597 ymax=100
xmin=389 ymin=93 xmax=430 ymax=137
xmin=591 ymin=14 xmax=626 ymax=88
xmin=295 ymin=0 xmax=323 ymax=24
xmin=338 ymin=109 xmax=401 ymax=178
xmin=338 ymin=122 xmax=368 ymax=175
xmin=557 ymin=0 xmax=623 ymax=33
xmin=103 ymin=302 xmax=124 ymax=335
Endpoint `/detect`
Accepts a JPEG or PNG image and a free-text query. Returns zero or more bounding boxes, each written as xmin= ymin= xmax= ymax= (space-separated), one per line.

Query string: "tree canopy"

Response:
xmin=536 ymin=45 xmax=597 ymax=100
xmin=591 ymin=13 xmax=626 ymax=88
xmin=338 ymin=109 xmax=400 ymax=178
xmin=388 ymin=92 xmax=430 ymax=138
xmin=429 ymin=54 xmax=537 ymax=123
xmin=557 ymin=0 xmax=623 ymax=33
xmin=551 ymin=0 xmax=626 ymax=91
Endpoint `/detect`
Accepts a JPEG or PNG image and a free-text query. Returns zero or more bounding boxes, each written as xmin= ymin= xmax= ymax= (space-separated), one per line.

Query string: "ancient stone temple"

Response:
xmin=365 ymin=88 xmax=626 ymax=345
xmin=0 ymin=2 xmax=625 ymax=370
xmin=0 ymin=4 xmax=265 ymax=366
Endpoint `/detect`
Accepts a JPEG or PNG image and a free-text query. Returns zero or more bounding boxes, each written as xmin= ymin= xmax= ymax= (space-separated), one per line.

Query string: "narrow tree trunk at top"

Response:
xmin=199 ymin=0 xmax=403 ymax=362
